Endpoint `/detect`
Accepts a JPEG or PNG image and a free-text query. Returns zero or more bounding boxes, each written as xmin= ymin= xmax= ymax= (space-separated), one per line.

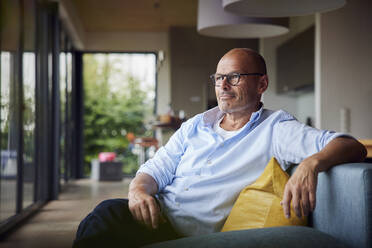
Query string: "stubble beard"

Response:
xmin=218 ymin=101 xmax=252 ymax=114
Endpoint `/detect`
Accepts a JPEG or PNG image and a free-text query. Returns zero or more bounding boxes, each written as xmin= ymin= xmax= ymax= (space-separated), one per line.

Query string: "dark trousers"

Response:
xmin=73 ymin=199 xmax=180 ymax=248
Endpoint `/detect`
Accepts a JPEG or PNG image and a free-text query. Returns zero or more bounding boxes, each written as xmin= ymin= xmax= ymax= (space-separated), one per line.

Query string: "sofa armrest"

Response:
xmin=311 ymin=163 xmax=372 ymax=248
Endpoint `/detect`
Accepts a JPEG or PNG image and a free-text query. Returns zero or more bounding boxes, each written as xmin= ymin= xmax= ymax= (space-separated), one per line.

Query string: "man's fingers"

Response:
xmin=132 ymin=207 xmax=143 ymax=223
xmin=140 ymin=202 xmax=152 ymax=228
xmin=281 ymin=189 xmax=292 ymax=219
xmin=309 ymin=190 xmax=316 ymax=211
xmin=291 ymin=190 xmax=302 ymax=218
xmin=301 ymin=191 xmax=310 ymax=217
xmin=128 ymin=202 xmax=140 ymax=222
xmin=148 ymin=198 xmax=161 ymax=229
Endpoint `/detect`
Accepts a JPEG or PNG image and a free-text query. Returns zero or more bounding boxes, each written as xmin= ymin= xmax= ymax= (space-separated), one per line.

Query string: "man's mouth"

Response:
xmin=219 ymin=93 xmax=235 ymax=100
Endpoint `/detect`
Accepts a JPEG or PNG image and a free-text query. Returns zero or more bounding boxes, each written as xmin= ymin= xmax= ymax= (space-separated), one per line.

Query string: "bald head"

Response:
xmin=215 ymin=48 xmax=269 ymax=114
xmin=219 ymin=48 xmax=267 ymax=75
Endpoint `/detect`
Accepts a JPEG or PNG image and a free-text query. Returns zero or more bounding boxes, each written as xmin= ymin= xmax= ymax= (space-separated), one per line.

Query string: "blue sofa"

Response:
xmin=144 ymin=163 xmax=372 ymax=248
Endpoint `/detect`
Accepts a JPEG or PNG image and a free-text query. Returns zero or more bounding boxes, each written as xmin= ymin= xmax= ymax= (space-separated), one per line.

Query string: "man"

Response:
xmin=74 ymin=48 xmax=366 ymax=248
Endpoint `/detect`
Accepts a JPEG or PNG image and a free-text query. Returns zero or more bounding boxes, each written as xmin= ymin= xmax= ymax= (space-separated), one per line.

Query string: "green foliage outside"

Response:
xmin=83 ymin=54 xmax=154 ymax=176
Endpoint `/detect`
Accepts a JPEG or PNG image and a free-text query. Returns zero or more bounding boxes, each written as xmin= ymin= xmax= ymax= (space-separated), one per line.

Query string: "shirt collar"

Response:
xmin=202 ymin=102 xmax=264 ymax=127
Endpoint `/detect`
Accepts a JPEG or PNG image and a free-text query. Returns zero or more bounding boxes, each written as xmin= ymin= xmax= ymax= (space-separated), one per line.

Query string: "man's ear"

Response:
xmin=257 ymin=75 xmax=269 ymax=94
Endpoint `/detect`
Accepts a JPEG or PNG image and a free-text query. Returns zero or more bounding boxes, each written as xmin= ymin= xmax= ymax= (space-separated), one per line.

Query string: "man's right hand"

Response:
xmin=128 ymin=173 xmax=162 ymax=229
xmin=128 ymin=190 xmax=162 ymax=229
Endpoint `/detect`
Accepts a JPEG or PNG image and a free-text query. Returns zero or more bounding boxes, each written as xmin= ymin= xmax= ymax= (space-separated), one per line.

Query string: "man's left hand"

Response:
xmin=281 ymin=158 xmax=319 ymax=219
xmin=281 ymin=137 xmax=366 ymax=219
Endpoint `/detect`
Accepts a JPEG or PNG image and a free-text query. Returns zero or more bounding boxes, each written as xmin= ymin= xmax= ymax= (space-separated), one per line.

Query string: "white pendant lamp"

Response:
xmin=197 ymin=0 xmax=289 ymax=38
xmin=223 ymin=0 xmax=347 ymax=17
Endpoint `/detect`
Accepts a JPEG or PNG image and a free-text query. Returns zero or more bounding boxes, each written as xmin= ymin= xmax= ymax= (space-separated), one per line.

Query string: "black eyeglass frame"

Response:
xmin=210 ymin=72 xmax=265 ymax=86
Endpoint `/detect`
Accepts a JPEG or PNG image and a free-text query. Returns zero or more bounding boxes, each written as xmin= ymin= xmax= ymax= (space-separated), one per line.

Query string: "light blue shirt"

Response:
xmin=137 ymin=106 xmax=347 ymax=236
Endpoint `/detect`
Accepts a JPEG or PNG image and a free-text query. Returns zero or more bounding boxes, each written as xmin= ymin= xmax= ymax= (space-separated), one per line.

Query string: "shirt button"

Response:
xmin=176 ymin=202 xmax=180 ymax=207
xmin=207 ymin=160 xmax=212 ymax=165
xmin=185 ymin=188 xmax=189 ymax=191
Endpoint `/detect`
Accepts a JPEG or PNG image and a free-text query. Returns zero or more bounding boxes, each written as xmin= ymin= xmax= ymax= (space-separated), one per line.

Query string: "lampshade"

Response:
xmin=197 ymin=0 xmax=289 ymax=38
xmin=223 ymin=0 xmax=346 ymax=17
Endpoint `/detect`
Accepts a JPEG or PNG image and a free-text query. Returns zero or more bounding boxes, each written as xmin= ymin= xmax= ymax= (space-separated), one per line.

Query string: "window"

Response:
xmin=22 ymin=0 xmax=37 ymax=209
xmin=0 ymin=0 xmax=21 ymax=221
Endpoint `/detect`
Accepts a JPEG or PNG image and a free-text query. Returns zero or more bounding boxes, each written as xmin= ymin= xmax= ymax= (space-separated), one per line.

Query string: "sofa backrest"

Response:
xmin=289 ymin=163 xmax=372 ymax=248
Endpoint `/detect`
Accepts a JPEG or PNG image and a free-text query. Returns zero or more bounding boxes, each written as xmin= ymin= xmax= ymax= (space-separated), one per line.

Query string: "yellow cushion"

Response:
xmin=221 ymin=157 xmax=307 ymax=232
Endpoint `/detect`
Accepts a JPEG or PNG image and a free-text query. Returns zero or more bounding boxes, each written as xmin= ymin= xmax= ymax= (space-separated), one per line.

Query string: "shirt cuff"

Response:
xmin=325 ymin=132 xmax=355 ymax=144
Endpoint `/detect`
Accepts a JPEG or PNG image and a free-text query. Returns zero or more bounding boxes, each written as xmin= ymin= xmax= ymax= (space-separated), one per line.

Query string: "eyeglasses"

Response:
xmin=210 ymin=72 xmax=264 ymax=86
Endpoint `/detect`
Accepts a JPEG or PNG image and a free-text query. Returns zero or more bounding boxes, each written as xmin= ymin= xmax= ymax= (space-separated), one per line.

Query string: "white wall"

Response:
xmin=296 ymin=92 xmax=315 ymax=125
xmin=317 ymin=0 xmax=372 ymax=138
xmin=260 ymin=16 xmax=315 ymax=123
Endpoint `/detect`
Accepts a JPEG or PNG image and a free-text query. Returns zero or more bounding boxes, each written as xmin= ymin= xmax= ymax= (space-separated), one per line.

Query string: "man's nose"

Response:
xmin=220 ymin=76 xmax=231 ymax=90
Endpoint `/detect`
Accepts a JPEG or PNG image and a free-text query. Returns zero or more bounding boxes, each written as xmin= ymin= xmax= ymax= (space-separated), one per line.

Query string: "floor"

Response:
xmin=0 ymin=178 xmax=133 ymax=248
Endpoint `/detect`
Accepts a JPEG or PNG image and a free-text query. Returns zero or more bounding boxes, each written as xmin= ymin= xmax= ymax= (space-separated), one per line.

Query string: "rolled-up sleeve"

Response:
xmin=137 ymin=120 xmax=192 ymax=192
xmin=272 ymin=119 xmax=352 ymax=169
